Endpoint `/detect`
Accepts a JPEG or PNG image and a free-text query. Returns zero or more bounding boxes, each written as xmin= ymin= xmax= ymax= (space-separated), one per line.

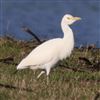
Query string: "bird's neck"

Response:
xmin=61 ymin=21 xmax=73 ymax=39
xmin=61 ymin=20 xmax=74 ymax=46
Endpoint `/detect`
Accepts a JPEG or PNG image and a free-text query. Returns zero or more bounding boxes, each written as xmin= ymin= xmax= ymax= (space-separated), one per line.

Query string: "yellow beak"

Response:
xmin=74 ymin=17 xmax=81 ymax=21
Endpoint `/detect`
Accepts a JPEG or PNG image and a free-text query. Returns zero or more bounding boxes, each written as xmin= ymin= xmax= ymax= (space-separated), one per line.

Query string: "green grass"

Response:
xmin=0 ymin=37 xmax=100 ymax=100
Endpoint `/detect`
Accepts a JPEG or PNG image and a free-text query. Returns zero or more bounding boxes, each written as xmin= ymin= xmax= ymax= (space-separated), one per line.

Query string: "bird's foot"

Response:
xmin=37 ymin=71 xmax=45 ymax=79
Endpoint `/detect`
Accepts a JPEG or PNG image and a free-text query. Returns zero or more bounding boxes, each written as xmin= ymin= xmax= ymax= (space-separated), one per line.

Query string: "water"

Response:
xmin=0 ymin=0 xmax=100 ymax=47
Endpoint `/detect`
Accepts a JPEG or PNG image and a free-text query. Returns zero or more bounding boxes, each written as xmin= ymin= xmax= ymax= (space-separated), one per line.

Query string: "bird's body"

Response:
xmin=17 ymin=14 xmax=81 ymax=80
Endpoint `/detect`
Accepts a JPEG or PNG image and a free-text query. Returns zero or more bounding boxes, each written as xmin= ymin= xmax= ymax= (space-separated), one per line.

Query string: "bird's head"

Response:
xmin=62 ymin=14 xmax=81 ymax=25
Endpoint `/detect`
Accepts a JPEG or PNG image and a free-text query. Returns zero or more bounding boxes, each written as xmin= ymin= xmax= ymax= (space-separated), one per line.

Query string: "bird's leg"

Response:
xmin=37 ymin=71 xmax=45 ymax=79
xmin=47 ymin=76 xmax=49 ymax=85
xmin=46 ymin=67 xmax=51 ymax=85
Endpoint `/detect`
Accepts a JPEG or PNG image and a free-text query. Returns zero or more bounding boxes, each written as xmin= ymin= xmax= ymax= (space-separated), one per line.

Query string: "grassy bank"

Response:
xmin=0 ymin=36 xmax=100 ymax=100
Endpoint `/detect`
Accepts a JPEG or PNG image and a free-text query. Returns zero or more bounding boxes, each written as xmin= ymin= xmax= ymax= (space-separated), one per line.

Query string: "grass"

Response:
xmin=0 ymin=36 xmax=100 ymax=100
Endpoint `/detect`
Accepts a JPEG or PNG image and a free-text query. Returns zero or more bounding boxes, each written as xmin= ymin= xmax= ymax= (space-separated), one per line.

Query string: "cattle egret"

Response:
xmin=17 ymin=14 xmax=81 ymax=82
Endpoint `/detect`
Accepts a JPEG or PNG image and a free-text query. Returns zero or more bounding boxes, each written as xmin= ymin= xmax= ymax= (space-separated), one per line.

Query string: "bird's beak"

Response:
xmin=74 ymin=17 xmax=81 ymax=21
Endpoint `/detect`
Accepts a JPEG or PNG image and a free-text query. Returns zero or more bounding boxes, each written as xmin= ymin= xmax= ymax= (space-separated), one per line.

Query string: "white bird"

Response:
xmin=17 ymin=14 xmax=81 ymax=82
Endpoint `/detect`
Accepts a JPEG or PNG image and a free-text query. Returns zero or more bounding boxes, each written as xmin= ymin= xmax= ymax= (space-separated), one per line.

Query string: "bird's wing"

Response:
xmin=18 ymin=38 xmax=62 ymax=68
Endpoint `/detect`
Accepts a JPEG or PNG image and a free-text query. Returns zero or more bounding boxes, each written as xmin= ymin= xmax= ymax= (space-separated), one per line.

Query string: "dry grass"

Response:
xmin=0 ymin=36 xmax=100 ymax=100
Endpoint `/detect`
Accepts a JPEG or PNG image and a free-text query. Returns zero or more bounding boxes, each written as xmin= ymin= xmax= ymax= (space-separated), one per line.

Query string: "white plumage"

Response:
xmin=17 ymin=14 xmax=81 ymax=80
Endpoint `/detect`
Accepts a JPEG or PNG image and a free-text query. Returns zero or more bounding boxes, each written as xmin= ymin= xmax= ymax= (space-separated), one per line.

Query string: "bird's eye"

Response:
xmin=67 ymin=17 xmax=71 ymax=20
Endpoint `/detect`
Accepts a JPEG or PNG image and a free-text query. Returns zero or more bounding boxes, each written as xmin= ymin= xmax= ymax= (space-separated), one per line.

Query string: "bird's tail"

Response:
xmin=17 ymin=58 xmax=28 ymax=70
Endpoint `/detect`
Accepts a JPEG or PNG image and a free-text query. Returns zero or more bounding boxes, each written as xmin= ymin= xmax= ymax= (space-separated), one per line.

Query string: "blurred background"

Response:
xmin=0 ymin=0 xmax=100 ymax=47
